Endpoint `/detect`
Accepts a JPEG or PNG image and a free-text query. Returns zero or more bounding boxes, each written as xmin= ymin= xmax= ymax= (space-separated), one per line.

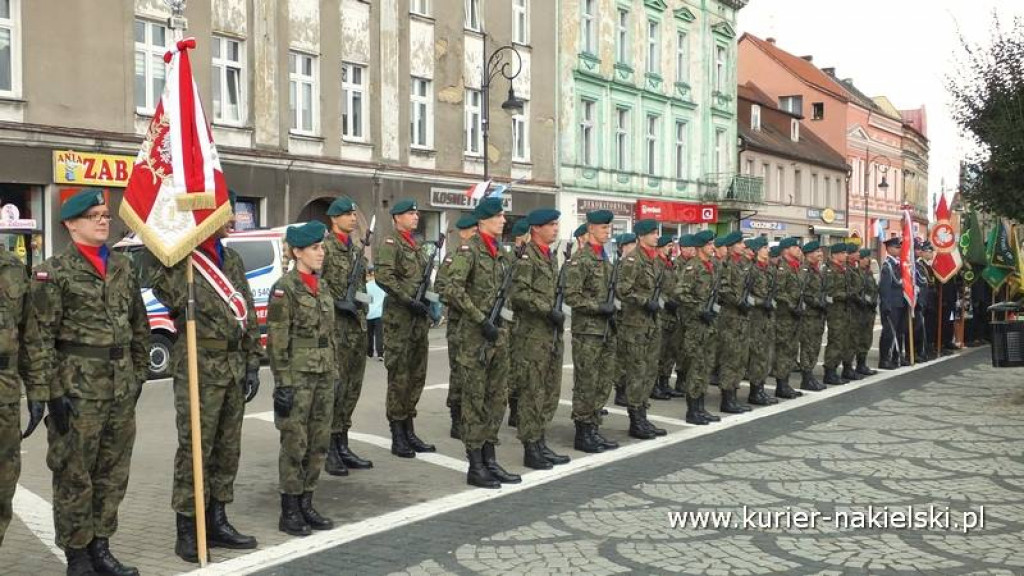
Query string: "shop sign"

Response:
xmin=806 ymin=208 xmax=846 ymax=223
xmin=0 ymin=203 xmax=37 ymax=229
xmin=430 ymin=187 xmax=512 ymax=211
xmin=635 ymin=200 xmax=717 ymax=223
xmin=53 ymin=150 xmax=136 ymax=188
xmin=576 ymin=198 xmax=635 ymax=217
xmin=741 ymin=219 xmax=786 ymax=231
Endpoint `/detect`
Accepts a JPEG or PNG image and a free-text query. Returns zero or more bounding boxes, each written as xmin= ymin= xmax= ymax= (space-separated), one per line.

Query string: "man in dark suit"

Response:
xmin=878 ymin=237 xmax=908 ymax=369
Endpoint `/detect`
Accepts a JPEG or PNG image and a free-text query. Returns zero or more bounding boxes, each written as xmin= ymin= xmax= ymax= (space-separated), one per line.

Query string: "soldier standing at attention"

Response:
xmin=321 ymin=197 xmax=374 ymax=477
xmin=505 ymin=217 xmax=532 ymax=429
xmin=652 ymin=235 xmax=682 ymax=401
xmin=915 ymin=242 xmax=937 ymax=361
xmin=443 ymin=198 xmax=520 ymax=488
xmin=878 ymin=237 xmax=907 ymax=368
xmin=611 ymin=233 xmax=637 ymax=408
xmin=573 ymin=224 xmax=589 ymax=251
xmin=565 ymin=210 xmax=620 ymax=453
xmin=855 ymin=248 xmax=879 ymax=376
xmin=150 ymin=192 xmax=263 ymax=562
xmin=743 ymin=237 xmax=777 ymax=405
xmin=677 ymin=230 xmax=721 ymax=425
xmin=797 ymin=241 xmax=828 ymax=391
xmin=715 ymin=231 xmax=755 ymax=413
xmin=822 ymin=243 xmax=853 ymax=385
xmin=24 ymin=189 xmax=149 ymax=576
xmin=510 ymin=209 xmax=571 ymax=470
xmin=375 ymin=200 xmax=436 ymax=457
xmin=669 ymin=235 xmax=697 ymax=397
xmin=841 ymin=244 xmax=867 ymax=378
xmin=1 ymin=247 xmax=30 ymax=549
xmin=268 ymin=221 xmax=336 ymax=537
xmin=436 ymin=214 xmax=478 ymax=440
xmin=770 ymin=237 xmax=805 ymax=400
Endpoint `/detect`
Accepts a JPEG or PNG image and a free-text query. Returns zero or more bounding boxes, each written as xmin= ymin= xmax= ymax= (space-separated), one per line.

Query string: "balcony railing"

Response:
xmin=699 ymin=173 xmax=764 ymax=204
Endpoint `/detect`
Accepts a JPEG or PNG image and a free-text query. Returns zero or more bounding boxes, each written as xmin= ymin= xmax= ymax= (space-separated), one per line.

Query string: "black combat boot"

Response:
xmin=573 ymin=421 xmax=605 ymax=453
xmin=66 ymin=547 xmax=99 ymax=576
xmin=279 ymin=494 xmax=311 ymax=537
xmin=207 ymin=499 xmax=257 ymax=549
xmin=719 ymin=389 xmax=750 ymax=414
xmin=878 ymin=356 xmax=898 ymax=370
xmin=467 ymin=449 xmax=501 ymax=488
xmin=591 ymin=423 xmax=620 ymax=450
xmin=324 ymin=432 xmax=350 ymax=476
xmin=87 ymin=538 xmax=138 ymax=576
xmin=801 ymin=371 xmax=825 ymax=391
xmin=613 ymin=383 xmax=627 ymax=407
xmin=823 ymin=366 xmax=844 ymax=385
xmin=174 ymin=513 xmax=199 ymax=563
xmin=775 ymin=376 xmax=803 ymax=399
xmin=389 ymin=420 xmax=415 ymax=458
xmin=482 ymin=442 xmax=521 ymax=483
xmin=899 ymin=356 xmax=911 ymax=366
xmin=338 ymin=429 xmax=373 ymax=469
xmin=405 ymin=417 xmax=436 ymax=453
xmin=299 ymin=492 xmax=333 ymax=530
xmin=856 ymin=354 xmax=878 ymax=376
xmin=640 ymin=406 xmax=667 ymax=436
xmin=685 ymin=395 xmax=709 ymax=425
xmin=747 ymin=382 xmax=777 ymax=406
xmin=507 ymin=395 xmax=520 ymax=428
xmin=523 ymin=441 xmax=553 ymax=470
xmin=449 ymin=403 xmax=462 ymax=439
xmin=539 ymin=435 xmax=570 ymax=465
xmin=697 ymin=395 xmax=721 ymax=422
xmin=841 ymin=362 xmax=862 ymax=381
xmin=650 ymin=376 xmax=672 ymax=400
xmin=628 ymin=407 xmax=657 ymax=440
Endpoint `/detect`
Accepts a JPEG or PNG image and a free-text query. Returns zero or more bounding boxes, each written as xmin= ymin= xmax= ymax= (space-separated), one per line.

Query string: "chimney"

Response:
xmin=822 ymin=67 xmax=836 ymax=76
xmin=801 ymin=55 xmax=813 ymax=62
xmin=766 ymin=37 xmax=776 ymax=45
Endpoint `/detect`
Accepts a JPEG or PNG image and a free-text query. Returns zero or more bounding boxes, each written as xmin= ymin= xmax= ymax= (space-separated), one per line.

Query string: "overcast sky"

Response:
xmin=736 ymin=0 xmax=1021 ymax=212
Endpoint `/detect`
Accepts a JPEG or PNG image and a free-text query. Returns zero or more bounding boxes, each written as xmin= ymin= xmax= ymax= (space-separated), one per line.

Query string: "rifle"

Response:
xmin=412 ymin=233 xmax=446 ymax=308
xmin=818 ymin=263 xmax=832 ymax=310
xmin=335 ymin=215 xmax=375 ymax=315
xmin=738 ymin=262 xmax=757 ymax=314
xmin=601 ymin=246 xmax=623 ymax=343
xmin=795 ymin=264 xmax=810 ymax=316
xmin=550 ymin=242 xmax=574 ymax=355
xmin=764 ymin=263 xmax=779 ymax=311
xmin=478 ymin=242 xmax=529 ymax=365
xmin=700 ymin=260 xmax=723 ymax=323
xmin=648 ymin=262 xmax=667 ymax=318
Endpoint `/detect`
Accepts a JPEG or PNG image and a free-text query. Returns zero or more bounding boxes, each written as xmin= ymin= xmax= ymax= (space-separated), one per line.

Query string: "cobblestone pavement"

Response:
xmin=256 ymin=349 xmax=1024 ymax=576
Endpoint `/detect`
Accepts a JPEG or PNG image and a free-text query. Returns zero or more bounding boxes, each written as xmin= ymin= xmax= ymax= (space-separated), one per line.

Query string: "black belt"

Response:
xmin=197 ymin=339 xmax=241 ymax=352
xmin=58 ymin=342 xmax=125 ymax=360
xmin=0 ymin=356 xmax=9 ymax=370
xmin=292 ymin=336 xmax=330 ymax=349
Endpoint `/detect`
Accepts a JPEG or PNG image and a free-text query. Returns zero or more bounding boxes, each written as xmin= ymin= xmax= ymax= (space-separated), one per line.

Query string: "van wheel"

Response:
xmin=149 ymin=334 xmax=174 ymax=380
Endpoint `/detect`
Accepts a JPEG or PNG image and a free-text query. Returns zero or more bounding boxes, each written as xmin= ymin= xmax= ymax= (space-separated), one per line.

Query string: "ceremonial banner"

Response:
xmin=929 ymin=194 xmax=962 ymax=283
xmin=120 ymin=37 xmax=231 ymax=266
xmin=900 ymin=209 xmax=916 ymax=309
xmin=982 ymin=221 xmax=1014 ymax=290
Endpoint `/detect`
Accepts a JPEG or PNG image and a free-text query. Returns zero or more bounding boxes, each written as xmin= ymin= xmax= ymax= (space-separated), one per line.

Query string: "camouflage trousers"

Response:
xmin=684 ymin=319 xmax=718 ymax=399
xmin=717 ymin=307 xmax=750 ymax=392
xmin=0 ymin=403 xmax=19 ymax=547
xmin=674 ymin=312 xmax=694 ymax=386
xmin=772 ymin=309 xmax=801 ymax=379
xmin=456 ymin=321 xmax=509 ymax=450
xmin=383 ymin=313 xmax=429 ymax=421
xmin=275 ymin=373 xmax=333 ymax=495
xmin=856 ymin=306 xmax=877 ymax=355
xmin=171 ymin=372 xmax=245 ymax=516
xmin=47 ymin=394 xmax=137 ymax=549
xmin=799 ymin=310 xmax=826 ymax=372
xmin=571 ymin=333 xmax=616 ymax=425
xmin=624 ymin=323 xmax=661 ymax=409
xmin=332 ymin=318 xmax=368 ymax=433
xmin=507 ymin=328 xmax=532 ymax=404
xmin=658 ymin=316 xmax=677 ymax=379
xmin=746 ymin=309 xmax=774 ymax=384
xmin=824 ymin=303 xmax=853 ymax=369
xmin=515 ymin=334 xmax=564 ymax=443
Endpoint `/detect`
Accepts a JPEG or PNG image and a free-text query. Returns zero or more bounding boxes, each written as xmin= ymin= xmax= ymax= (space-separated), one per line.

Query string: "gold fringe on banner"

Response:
xmin=175 ymin=191 xmax=217 ymax=211
xmin=119 ymin=200 xmax=233 ymax=268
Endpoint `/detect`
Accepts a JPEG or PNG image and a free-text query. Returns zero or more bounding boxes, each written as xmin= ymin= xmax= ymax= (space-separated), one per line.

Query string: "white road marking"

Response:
xmin=13 ymin=484 xmax=65 ymax=563
xmin=556 ymin=399 xmax=691 ymax=428
xmin=423 ymin=383 xmax=450 ymax=391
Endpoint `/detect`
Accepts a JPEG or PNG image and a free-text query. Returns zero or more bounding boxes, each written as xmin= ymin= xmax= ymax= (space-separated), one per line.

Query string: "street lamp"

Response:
xmin=481 ymin=35 xmax=524 ymax=179
xmin=863 ymin=151 xmax=891 ymax=255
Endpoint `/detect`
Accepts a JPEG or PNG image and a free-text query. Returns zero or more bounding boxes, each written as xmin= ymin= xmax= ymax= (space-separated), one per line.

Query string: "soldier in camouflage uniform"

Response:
xmin=150 ymin=194 xmax=263 ymax=562
xmin=675 ymin=230 xmax=721 ymax=425
xmin=436 ymin=214 xmax=477 ymax=440
xmin=505 ymin=217 xmax=532 ymax=429
xmin=443 ymin=198 xmax=520 ymax=488
xmin=0 ymin=249 xmax=30 ymax=549
xmin=770 ymin=237 xmax=805 ymax=400
xmin=565 ymin=210 xmax=620 ymax=453
xmin=842 ymin=244 xmax=866 ymax=378
xmin=612 ymin=233 xmax=637 ymax=407
xmin=822 ymin=243 xmax=854 ymax=385
xmin=321 ymin=197 xmax=374 ymax=477
xmin=509 ymin=209 xmax=571 ymax=470
xmin=24 ymin=189 xmax=149 ymax=576
xmin=268 ymin=221 xmax=336 ymax=537
xmin=854 ymin=248 xmax=879 ymax=376
xmin=715 ymin=231 xmax=755 ymax=414
xmin=798 ymin=241 xmax=828 ymax=391
xmin=652 ymin=235 xmax=682 ymax=401
xmin=743 ymin=237 xmax=778 ymax=406
xmin=375 ymin=199 xmax=436 ymax=458
xmin=669 ymin=236 xmax=697 ymax=396
xmin=617 ymin=220 xmax=667 ymax=440
xmin=573 ymin=224 xmax=589 ymax=251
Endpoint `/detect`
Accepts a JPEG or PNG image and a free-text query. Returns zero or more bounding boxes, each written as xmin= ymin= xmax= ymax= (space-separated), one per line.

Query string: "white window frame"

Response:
xmin=794 ymin=169 xmax=803 ymax=203
xmin=512 ymin=100 xmax=530 ymax=162
xmin=513 ymin=0 xmax=529 ymax=45
xmin=465 ymin=0 xmax=482 ymax=32
xmin=616 ymin=8 xmax=629 ymax=64
xmin=714 ymin=128 xmax=726 ymax=174
xmin=790 ymin=118 xmax=800 ymax=142
xmin=645 ymin=114 xmax=659 ymax=176
xmin=581 ymin=0 xmax=597 ymax=54
xmin=646 ymin=20 xmax=660 ymax=75
xmin=812 ymin=173 xmax=820 ymax=205
xmin=0 ymin=0 xmax=21 ymax=97
xmin=751 ymin=104 xmax=761 ymax=131
xmin=410 ymin=77 xmax=433 ymax=149
xmin=675 ymin=30 xmax=688 ymax=83
xmin=614 ymin=107 xmax=629 ymax=172
xmin=745 ymin=158 xmax=754 ymax=175
xmin=580 ymin=99 xmax=596 ymax=167
xmin=342 ymin=62 xmax=368 ymax=142
xmin=410 ymin=0 xmax=430 ymax=17
xmin=776 ymin=165 xmax=785 ymax=199
xmin=464 ymin=88 xmax=483 ymax=156
xmin=715 ymin=44 xmax=727 ymax=92
xmin=674 ymin=120 xmax=687 ymax=180
xmin=134 ymin=19 xmax=169 ymax=114
xmin=211 ymin=35 xmax=246 ymax=126
xmin=823 ymin=176 xmax=831 ymax=207
xmin=289 ymin=51 xmax=319 ymax=135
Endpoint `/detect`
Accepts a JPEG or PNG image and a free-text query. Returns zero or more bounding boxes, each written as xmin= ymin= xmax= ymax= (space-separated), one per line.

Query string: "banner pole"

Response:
xmin=937 ymin=285 xmax=944 ymax=355
xmin=908 ymin=306 xmax=916 ymax=365
xmin=185 ymin=257 xmax=209 ymax=567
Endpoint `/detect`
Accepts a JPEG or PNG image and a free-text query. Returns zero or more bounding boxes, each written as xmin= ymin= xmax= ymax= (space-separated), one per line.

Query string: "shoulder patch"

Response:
xmin=34 ymin=271 xmax=50 ymax=282
xmin=459 ymin=245 xmax=470 ymax=251
xmin=385 ymin=238 xmax=395 ymax=244
xmin=685 ymin=265 xmax=693 ymax=271
xmin=443 ymin=257 xmax=453 ymax=264
xmin=625 ymin=256 xmax=635 ymax=262
xmin=520 ymin=254 xmax=529 ymax=260
xmin=570 ymin=260 xmax=579 ymax=266
xmin=272 ymin=288 xmax=285 ymax=298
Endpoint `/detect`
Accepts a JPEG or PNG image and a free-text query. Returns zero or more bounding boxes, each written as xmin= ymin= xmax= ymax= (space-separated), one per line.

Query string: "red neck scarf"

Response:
xmin=784 ymin=255 xmax=801 ymax=271
xmin=659 ymin=254 xmax=672 ymax=267
xmin=479 ymin=232 xmax=499 ymax=259
xmin=536 ymin=243 xmax=551 ymax=260
xmin=399 ymin=230 xmax=417 ymax=249
xmin=589 ymin=242 xmax=605 ymax=259
xmin=335 ymin=231 xmax=351 ymax=247
xmin=640 ymin=245 xmax=657 ymax=260
xmin=199 ymin=237 xmax=222 ymax=268
xmin=757 ymin=260 xmax=768 ymax=269
xmin=730 ymin=253 xmax=744 ymax=264
xmin=701 ymin=258 xmax=713 ymax=273
xmin=299 ymin=270 xmax=319 ymax=295
xmin=76 ymin=243 xmax=108 ymax=278
xmin=833 ymin=261 xmax=845 ymax=272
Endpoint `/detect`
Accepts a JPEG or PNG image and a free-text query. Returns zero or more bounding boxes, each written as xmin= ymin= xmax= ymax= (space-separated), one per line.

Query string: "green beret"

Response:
xmin=634 ymin=219 xmax=659 ymax=237
xmin=510 ymin=218 xmax=531 ymax=237
xmin=455 ymin=214 xmax=478 ymax=230
xmin=779 ymin=236 xmax=801 ymax=250
xmin=656 ymin=234 xmax=675 ymax=248
xmin=527 ymin=209 xmax=560 ymax=226
xmin=327 ymin=196 xmax=356 ymax=216
xmin=769 ymin=245 xmax=782 ymax=258
xmin=573 ymin=224 xmax=588 ymax=239
xmin=825 ymin=243 xmax=845 ymax=255
xmin=694 ymin=230 xmax=715 ymax=246
xmin=616 ymin=232 xmax=637 ymax=246
xmin=678 ymin=234 xmax=695 ymax=248
xmin=745 ymin=236 xmax=768 ymax=251
xmin=472 ymin=197 xmax=504 ymax=220
xmin=286 ymin=221 xmax=327 ymax=249
xmin=802 ymin=240 xmax=822 ymax=254
xmin=60 ymin=188 xmax=106 ymax=221
xmin=390 ymin=199 xmax=418 ymax=215
xmin=586 ymin=210 xmax=614 ymax=225
xmin=725 ymin=231 xmax=744 ymax=247
xmin=859 ymin=248 xmax=871 ymax=258
xmin=845 ymin=243 xmax=859 ymax=254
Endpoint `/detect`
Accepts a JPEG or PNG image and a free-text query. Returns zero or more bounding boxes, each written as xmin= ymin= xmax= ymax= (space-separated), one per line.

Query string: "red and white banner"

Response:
xmin=464 ymin=180 xmax=492 ymax=201
xmin=929 ymin=194 xmax=962 ymax=283
xmin=120 ymin=37 xmax=231 ymax=267
xmin=191 ymin=250 xmax=248 ymax=328
xmin=899 ymin=209 xmax=916 ymax=308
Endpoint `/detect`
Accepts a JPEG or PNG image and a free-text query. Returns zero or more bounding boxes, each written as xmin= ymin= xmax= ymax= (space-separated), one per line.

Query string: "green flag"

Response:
xmin=983 ymin=223 xmax=1013 ymax=289
xmin=990 ymin=219 xmax=1017 ymax=269
xmin=959 ymin=212 xmax=988 ymax=267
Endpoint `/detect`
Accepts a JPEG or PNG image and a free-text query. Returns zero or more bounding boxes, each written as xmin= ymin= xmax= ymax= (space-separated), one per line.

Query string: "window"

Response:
xmin=465 ymin=89 xmax=482 ymax=155
xmin=411 ymin=0 xmax=430 ymax=16
xmin=288 ymin=51 xmax=318 ymax=134
xmin=513 ymin=0 xmax=529 ymax=44
xmin=776 ymin=165 xmax=784 ymax=200
xmin=465 ymin=0 xmax=482 ymax=31
xmin=674 ymin=121 xmax=687 ymax=180
xmin=134 ymin=20 xmax=168 ymax=113
xmin=410 ymin=77 xmax=432 ymax=148
xmin=645 ymin=114 xmax=659 ymax=176
xmin=715 ymin=44 xmax=727 ymax=92
xmin=646 ymin=20 xmax=660 ymax=74
xmin=512 ymin=100 xmax=529 ymax=161
xmin=616 ymin=8 xmax=629 ymax=64
xmin=812 ymin=102 xmax=824 ymax=121
xmin=811 ymin=173 xmax=819 ymax=205
xmin=761 ymin=162 xmax=770 ymax=195
xmin=342 ymin=62 xmax=367 ymax=141
xmin=581 ymin=0 xmax=597 ymax=54
xmin=614 ymin=107 xmax=629 ymax=171
xmin=823 ymin=176 xmax=831 ymax=206
xmin=790 ymin=119 xmax=800 ymax=142
xmin=580 ymin=99 xmax=596 ymax=166
xmin=794 ymin=169 xmax=803 ymax=203
xmin=714 ymin=128 xmax=726 ymax=174
xmin=211 ymin=36 xmax=245 ymax=125
xmin=675 ymin=31 xmax=688 ymax=83
xmin=745 ymin=158 xmax=754 ymax=175
xmin=779 ymin=95 xmax=803 ymax=116
xmin=751 ymin=104 xmax=761 ymax=131
xmin=0 ymin=0 xmax=18 ymax=95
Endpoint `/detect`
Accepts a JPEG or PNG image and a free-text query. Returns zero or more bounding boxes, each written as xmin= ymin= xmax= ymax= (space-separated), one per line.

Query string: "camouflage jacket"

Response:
xmin=322 ymin=232 xmax=368 ymax=331
xmin=846 ymin=264 xmax=865 ymax=306
xmin=0 ymin=251 xmax=29 ymax=404
xmin=719 ymin=255 xmax=754 ymax=311
xmin=616 ymin=246 xmax=660 ymax=329
xmin=823 ymin=261 xmax=849 ymax=304
xmin=678 ymin=257 xmax=718 ymax=314
xmin=803 ymin=263 xmax=826 ymax=312
xmin=436 ymin=235 xmax=469 ymax=324
xmin=375 ymin=230 xmax=428 ymax=306
xmin=774 ymin=257 xmax=803 ymax=311
xmin=442 ymin=235 xmax=507 ymax=327
xmin=565 ymin=243 xmax=614 ymax=336
xmin=150 ymin=246 xmax=263 ymax=382
xmin=24 ymin=246 xmax=149 ymax=402
xmin=862 ymin=267 xmax=879 ymax=307
xmin=749 ymin=260 xmax=774 ymax=307
xmin=266 ymin=269 xmax=337 ymax=386
xmin=510 ymin=241 xmax=559 ymax=339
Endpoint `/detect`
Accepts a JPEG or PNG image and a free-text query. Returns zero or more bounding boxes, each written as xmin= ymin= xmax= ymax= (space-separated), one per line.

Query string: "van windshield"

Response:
xmin=228 ymin=240 xmax=275 ymax=274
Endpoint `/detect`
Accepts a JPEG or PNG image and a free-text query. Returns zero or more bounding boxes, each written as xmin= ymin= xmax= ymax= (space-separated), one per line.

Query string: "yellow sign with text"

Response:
xmin=53 ymin=150 xmax=136 ymax=188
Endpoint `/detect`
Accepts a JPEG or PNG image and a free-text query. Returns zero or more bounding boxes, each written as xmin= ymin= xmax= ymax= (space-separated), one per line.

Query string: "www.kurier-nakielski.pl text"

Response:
xmin=668 ymin=506 xmax=987 ymax=534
